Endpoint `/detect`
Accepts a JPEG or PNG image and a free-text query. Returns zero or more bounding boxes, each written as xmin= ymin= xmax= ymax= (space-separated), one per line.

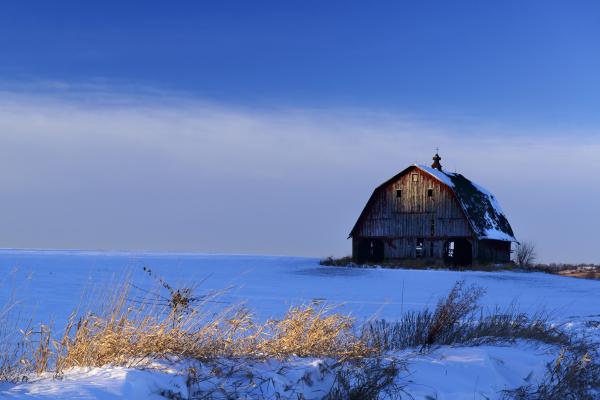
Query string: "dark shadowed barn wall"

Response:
xmin=353 ymin=167 xmax=473 ymax=259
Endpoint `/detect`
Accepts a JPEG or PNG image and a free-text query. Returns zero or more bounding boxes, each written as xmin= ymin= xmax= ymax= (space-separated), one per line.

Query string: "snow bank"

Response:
xmin=1 ymin=366 xmax=188 ymax=399
xmin=1 ymin=343 xmax=556 ymax=400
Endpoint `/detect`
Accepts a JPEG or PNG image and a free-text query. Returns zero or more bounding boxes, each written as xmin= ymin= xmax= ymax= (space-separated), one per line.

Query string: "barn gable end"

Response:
xmin=351 ymin=166 xmax=471 ymax=239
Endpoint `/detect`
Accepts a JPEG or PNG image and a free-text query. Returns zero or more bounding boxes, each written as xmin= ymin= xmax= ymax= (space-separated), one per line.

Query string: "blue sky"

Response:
xmin=2 ymin=1 xmax=599 ymax=125
xmin=0 ymin=2 xmax=599 ymax=262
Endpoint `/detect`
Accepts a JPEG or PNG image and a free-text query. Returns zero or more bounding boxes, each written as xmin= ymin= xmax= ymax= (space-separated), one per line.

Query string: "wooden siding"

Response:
xmin=478 ymin=240 xmax=511 ymax=263
xmin=384 ymin=238 xmax=452 ymax=259
xmin=355 ymin=167 xmax=472 ymax=240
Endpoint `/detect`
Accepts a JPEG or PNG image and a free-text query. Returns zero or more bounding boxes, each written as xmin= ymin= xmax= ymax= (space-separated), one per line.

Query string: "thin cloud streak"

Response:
xmin=0 ymin=89 xmax=597 ymax=263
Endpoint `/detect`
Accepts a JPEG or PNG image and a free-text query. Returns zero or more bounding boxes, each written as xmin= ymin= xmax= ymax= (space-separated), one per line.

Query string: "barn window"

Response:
xmin=416 ymin=238 xmax=424 ymax=258
xmin=396 ymin=189 xmax=402 ymax=198
xmin=427 ymin=188 xmax=433 ymax=197
xmin=447 ymin=241 xmax=455 ymax=258
xmin=412 ymin=174 xmax=419 ymax=182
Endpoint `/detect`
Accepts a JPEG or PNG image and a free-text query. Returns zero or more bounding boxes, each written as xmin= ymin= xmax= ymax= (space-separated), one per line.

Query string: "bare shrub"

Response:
xmin=423 ymin=280 xmax=485 ymax=348
xmin=364 ymin=308 xmax=568 ymax=352
xmin=142 ymin=266 xmax=201 ymax=319
xmin=361 ymin=281 xmax=568 ymax=352
xmin=463 ymin=307 xmax=567 ymax=345
xmin=361 ymin=280 xmax=485 ymax=351
xmin=516 ymin=241 xmax=537 ymax=268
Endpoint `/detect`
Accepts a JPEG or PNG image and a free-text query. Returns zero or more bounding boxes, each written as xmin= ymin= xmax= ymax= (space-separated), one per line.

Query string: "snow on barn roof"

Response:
xmin=416 ymin=165 xmax=516 ymax=242
xmin=349 ymin=164 xmax=517 ymax=242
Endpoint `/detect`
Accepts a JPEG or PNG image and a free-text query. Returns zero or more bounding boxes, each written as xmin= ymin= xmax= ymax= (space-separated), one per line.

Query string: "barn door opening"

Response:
xmin=444 ymin=238 xmax=472 ymax=266
xmin=357 ymin=238 xmax=384 ymax=263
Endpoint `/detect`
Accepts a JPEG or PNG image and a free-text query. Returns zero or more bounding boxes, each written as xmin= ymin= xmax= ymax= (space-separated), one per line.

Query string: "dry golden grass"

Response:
xmin=46 ymin=284 xmax=372 ymax=373
xmin=258 ymin=305 xmax=371 ymax=358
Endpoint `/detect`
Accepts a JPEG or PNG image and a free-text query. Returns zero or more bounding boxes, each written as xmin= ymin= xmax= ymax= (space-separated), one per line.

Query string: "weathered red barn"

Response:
xmin=349 ymin=154 xmax=516 ymax=265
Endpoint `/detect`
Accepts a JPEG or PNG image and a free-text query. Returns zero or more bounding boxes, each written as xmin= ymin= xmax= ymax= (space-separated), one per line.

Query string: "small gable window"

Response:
xmin=396 ymin=189 xmax=402 ymax=198
xmin=427 ymin=188 xmax=433 ymax=197
xmin=412 ymin=174 xmax=419 ymax=182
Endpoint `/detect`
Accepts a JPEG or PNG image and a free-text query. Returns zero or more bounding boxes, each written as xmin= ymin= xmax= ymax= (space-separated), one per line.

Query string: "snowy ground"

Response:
xmin=1 ymin=250 xmax=599 ymax=399
xmin=1 ymin=345 xmax=557 ymax=400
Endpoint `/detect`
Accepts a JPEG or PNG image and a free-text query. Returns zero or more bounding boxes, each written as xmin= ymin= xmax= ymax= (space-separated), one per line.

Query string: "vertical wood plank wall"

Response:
xmin=354 ymin=167 xmax=473 ymax=259
xmin=478 ymin=240 xmax=511 ymax=263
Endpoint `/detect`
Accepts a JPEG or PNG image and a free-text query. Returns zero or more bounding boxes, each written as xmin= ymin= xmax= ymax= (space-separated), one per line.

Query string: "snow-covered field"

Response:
xmin=1 ymin=250 xmax=599 ymax=399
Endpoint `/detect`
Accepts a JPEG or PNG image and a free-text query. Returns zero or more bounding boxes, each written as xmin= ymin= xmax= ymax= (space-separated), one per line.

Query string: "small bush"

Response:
xmin=424 ymin=280 xmax=485 ymax=347
xmin=142 ymin=266 xmax=200 ymax=318
xmin=515 ymin=241 xmax=537 ymax=268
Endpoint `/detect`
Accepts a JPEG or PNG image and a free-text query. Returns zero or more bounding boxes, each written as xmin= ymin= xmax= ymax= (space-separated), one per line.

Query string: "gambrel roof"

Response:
xmin=349 ymin=164 xmax=517 ymax=242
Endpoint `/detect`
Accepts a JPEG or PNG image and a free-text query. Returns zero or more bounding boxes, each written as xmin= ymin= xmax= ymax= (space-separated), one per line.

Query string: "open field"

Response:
xmin=2 ymin=250 xmax=600 ymax=326
xmin=1 ymin=250 xmax=599 ymax=399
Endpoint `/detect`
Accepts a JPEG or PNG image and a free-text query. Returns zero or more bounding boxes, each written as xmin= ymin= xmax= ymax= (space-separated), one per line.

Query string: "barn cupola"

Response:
xmin=431 ymin=152 xmax=443 ymax=171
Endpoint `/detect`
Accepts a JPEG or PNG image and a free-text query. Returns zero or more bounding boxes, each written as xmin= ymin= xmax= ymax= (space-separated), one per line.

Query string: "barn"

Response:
xmin=349 ymin=154 xmax=516 ymax=265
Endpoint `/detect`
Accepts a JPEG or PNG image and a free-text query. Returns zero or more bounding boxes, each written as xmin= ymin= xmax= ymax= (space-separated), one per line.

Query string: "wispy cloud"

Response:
xmin=0 ymin=85 xmax=598 ymax=262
